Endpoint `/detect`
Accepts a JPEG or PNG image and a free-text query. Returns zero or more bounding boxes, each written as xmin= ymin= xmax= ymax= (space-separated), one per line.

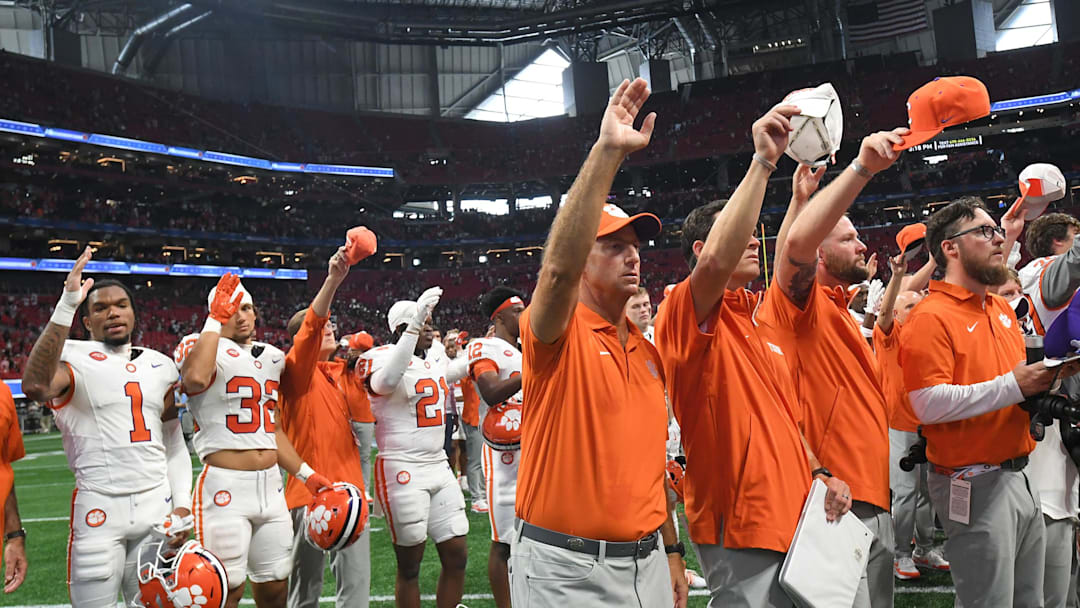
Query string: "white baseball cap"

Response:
xmin=782 ymin=82 xmax=844 ymax=166
xmin=207 ymin=280 xmax=253 ymax=311
xmin=387 ymin=300 xmax=417 ymax=331
xmin=1018 ymin=163 xmax=1067 ymax=220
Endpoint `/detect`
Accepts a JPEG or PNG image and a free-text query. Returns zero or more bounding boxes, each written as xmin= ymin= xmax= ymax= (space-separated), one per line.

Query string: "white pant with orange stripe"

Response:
xmin=193 ymin=464 xmax=293 ymax=587
xmin=374 ymin=456 xmax=469 ymax=547
xmin=67 ymin=481 xmax=172 ymax=608
xmin=482 ymin=444 xmax=519 ymax=544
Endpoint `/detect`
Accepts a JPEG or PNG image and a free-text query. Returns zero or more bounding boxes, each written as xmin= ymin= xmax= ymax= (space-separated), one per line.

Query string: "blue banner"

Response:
xmin=0 ymin=258 xmax=306 ymax=280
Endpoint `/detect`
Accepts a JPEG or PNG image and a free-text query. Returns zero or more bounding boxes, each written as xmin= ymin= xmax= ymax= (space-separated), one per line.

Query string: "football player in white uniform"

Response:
xmin=178 ymin=273 xmax=331 ymax=608
xmin=358 ymin=287 xmax=470 ymax=608
xmin=467 ymin=286 xmax=525 ymax=608
xmin=21 ymin=248 xmax=193 ymax=607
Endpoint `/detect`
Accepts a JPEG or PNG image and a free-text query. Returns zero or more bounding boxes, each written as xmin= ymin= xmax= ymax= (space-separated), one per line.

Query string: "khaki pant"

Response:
xmin=508 ymin=520 xmax=673 ymax=607
xmin=1045 ymin=516 xmax=1077 ymax=608
xmin=890 ymin=429 xmax=936 ymax=556
xmin=695 ymin=535 xmax=791 ymax=608
xmin=927 ymin=468 xmax=1045 ymax=608
xmin=852 ymin=501 xmax=895 ymax=608
xmin=286 ymin=507 xmax=371 ymax=608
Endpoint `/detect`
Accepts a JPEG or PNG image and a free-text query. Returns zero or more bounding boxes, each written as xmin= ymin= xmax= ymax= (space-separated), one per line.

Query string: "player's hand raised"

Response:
xmin=596 ymin=78 xmax=657 ymax=156
xmin=208 ymin=272 xmax=242 ymax=324
xmin=791 ymin=164 xmax=826 ymax=207
xmin=63 ymin=246 xmax=95 ymax=304
xmin=327 ymin=246 xmax=350 ymax=284
xmin=888 ymin=253 xmax=907 ymax=278
xmin=856 ymin=127 xmax=910 ymax=175
xmin=753 ymin=104 xmax=800 ymax=165
xmin=414 ymin=286 xmax=443 ymax=325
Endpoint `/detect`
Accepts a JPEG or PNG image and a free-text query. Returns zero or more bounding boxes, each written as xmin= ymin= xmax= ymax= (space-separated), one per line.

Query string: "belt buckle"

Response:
xmin=635 ymin=537 xmax=651 ymax=559
xmin=567 ymin=537 xmax=585 ymax=552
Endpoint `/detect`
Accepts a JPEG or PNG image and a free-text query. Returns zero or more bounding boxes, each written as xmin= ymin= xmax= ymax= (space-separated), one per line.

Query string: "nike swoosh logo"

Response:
xmin=272 ymin=358 xmax=281 ymax=364
xmin=941 ymin=116 xmax=953 ymax=124
xmin=151 ymin=363 xmax=162 ymax=368
xmin=967 ymin=322 xmax=978 ymax=333
xmin=165 ymin=496 xmax=171 ymax=503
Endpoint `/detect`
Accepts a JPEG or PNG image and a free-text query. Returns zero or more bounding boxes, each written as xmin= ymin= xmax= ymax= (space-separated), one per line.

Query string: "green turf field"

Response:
xmin=3 ymin=432 xmax=955 ymax=607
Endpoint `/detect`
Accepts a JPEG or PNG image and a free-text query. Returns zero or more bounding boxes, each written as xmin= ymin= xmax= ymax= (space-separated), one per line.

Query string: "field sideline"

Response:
xmin=4 ymin=433 xmax=955 ymax=607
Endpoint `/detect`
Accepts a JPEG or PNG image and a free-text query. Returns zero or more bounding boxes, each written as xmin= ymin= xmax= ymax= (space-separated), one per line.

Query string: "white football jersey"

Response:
xmin=466 ymin=337 xmax=522 ymax=420
xmin=51 ymin=340 xmax=179 ymax=495
xmin=359 ymin=345 xmax=450 ymax=464
xmin=179 ymin=335 xmax=285 ymax=461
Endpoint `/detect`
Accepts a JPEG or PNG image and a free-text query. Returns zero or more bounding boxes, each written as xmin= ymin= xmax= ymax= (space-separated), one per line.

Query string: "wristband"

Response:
xmin=296 ymin=462 xmax=315 ymax=483
xmin=4 ymin=529 xmax=25 ymax=541
xmin=751 ymin=153 xmax=778 ymax=173
xmin=202 ymin=318 xmax=223 ymax=334
xmin=664 ymin=541 xmax=686 ymax=557
xmin=812 ymin=467 xmax=833 ymax=478
xmin=50 ymin=290 xmax=82 ymax=327
xmin=849 ymin=158 xmax=873 ymax=179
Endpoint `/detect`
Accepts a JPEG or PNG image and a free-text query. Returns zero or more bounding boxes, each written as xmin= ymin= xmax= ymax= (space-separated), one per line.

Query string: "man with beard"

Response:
xmin=901 ymin=197 xmax=1080 ymax=607
xmin=22 ymin=248 xmax=193 ymax=607
xmin=755 ymin=127 xmax=910 ymax=607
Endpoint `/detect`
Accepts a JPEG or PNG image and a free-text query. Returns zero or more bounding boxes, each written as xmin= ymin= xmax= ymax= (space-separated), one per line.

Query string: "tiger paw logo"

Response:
xmin=501 ymin=452 xmax=515 ymax=465
xmin=396 ymin=471 xmax=411 ymax=485
xmin=85 ymin=509 xmax=106 ymax=527
xmin=173 ymin=584 xmax=210 ymax=607
xmin=499 ymin=410 xmax=522 ymax=432
xmin=213 ymin=491 xmax=231 ymax=507
xmin=309 ymin=505 xmax=333 ymax=535
xmin=999 ymin=313 xmax=1013 ymax=329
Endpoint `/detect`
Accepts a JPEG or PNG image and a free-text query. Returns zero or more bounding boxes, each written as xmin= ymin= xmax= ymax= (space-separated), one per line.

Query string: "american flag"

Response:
xmin=847 ymin=0 xmax=929 ymax=44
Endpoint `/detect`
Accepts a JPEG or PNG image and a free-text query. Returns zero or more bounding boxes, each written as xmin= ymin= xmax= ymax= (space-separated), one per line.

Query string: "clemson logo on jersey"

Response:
xmin=424 ymin=361 xmax=431 ymax=369
xmin=89 ymin=351 xmax=107 ymax=361
xmin=501 ymin=452 xmax=515 ymax=465
xmin=999 ymin=313 xmax=1013 ymax=329
xmin=226 ymin=349 xmax=240 ymax=358
xmin=504 ymin=350 xmax=513 ymax=357
xmin=396 ymin=471 xmax=411 ymax=485
xmin=214 ymin=491 xmax=232 ymax=507
xmin=85 ymin=509 xmax=107 ymax=527
xmin=125 ymin=363 xmax=137 ymax=373
xmin=254 ymin=360 xmax=263 ymax=369
xmin=172 ymin=584 xmax=210 ymax=608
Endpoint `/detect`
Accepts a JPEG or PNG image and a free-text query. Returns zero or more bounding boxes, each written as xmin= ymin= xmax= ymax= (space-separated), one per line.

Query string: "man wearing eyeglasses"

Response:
xmin=900 ymin=197 xmax=1080 ymax=607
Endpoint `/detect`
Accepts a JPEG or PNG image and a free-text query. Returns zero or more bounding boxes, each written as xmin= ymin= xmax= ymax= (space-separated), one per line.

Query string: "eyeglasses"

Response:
xmin=945 ymin=224 xmax=1005 ymax=241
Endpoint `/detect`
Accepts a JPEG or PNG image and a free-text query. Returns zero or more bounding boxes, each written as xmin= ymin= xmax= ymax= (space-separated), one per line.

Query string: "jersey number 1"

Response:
xmin=126 ymin=382 xmax=152 ymax=443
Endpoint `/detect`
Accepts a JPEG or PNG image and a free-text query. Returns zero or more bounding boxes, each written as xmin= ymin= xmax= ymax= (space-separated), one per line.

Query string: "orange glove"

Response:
xmin=345 ymin=226 xmax=378 ymax=264
xmin=209 ymin=273 xmax=242 ymax=324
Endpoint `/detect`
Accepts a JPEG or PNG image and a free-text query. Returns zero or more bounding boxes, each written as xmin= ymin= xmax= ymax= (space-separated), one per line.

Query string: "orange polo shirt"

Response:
xmin=459 ymin=377 xmax=480 ymax=427
xmin=280 ymin=308 xmax=366 ymax=510
xmin=655 ymin=280 xmax=810 ymax=551
xmin=517 ymin=302 xmax=668 ymax=541
xmin=337 ymin=359 xmax=375 ymax=424
xmin=900 ymin=281 xmax=1033 ymax=468
xmin=756 ymin=280 xmax=891 ymax=511
xmin=0 ymin=383 xmax=23 ymax=540
xmin=873 ymin=323 xmax=921 ymax=433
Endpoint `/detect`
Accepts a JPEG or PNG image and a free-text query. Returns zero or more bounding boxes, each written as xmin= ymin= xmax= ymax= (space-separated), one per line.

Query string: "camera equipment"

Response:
xmin=899 ymin=429 xmax=927 ymax=472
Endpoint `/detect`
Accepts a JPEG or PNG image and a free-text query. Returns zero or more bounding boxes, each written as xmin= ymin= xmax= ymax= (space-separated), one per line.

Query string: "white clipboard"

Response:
xmin=779 ymin=479 xmax=873 ymax=608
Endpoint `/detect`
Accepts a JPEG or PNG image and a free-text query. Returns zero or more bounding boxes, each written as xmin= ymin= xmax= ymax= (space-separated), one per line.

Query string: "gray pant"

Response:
xmin=890 ymin=429 xmax=935 ymax=556
xmin=351 ymin=421 xmax=376 ymax=493
xmin=1045 ymin=516 xmax=1077 ymax=608
xmin=463 ymin=423 xmax=485 ymax=499
xmin=696 ymin=535 xmax=792 ymax=608
xmin=928 ymin=469 xmax=1045 ymax=608
xmin=852 ymin=501 xmax=895 ymax=608
xmin=287 ymin=507 xmax=371 ymax=608
xmin=508 ymin=521 xmax=673 ymax=607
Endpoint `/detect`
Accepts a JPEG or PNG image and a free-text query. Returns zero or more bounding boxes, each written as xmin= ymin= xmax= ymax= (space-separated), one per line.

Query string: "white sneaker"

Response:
xmin=894 ymin=556 xmax=920 ymax=580
xmin=685 ymin=569 xmax=707 ymax=589
xmin=913 ymin=547 xmax=950 ymax=571
xmin=471 ymin=498 xmax=489 ymax=514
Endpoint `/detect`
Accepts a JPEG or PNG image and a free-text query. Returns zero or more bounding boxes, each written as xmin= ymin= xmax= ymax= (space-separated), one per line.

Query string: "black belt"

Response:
xmin=930 ymin=455 xmax=1029 ymax=477
xmin=518 ymin=521 xmax=659 ymax=559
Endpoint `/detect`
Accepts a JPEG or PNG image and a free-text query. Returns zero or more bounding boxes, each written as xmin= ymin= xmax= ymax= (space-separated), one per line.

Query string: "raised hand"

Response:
xmin=857 ymin=127 xmax=910 ymax=175
xmin=753 ymin=104 xmax=800 ymax=165
xmin=792 ymin=164 xmax=827 ymax=206
xmin=866 ymin=252 xmax=878 ymax=279
xmin=414 ymin=286 xmax=443 ymax=327
xmin=1001 ymin=198 xmax=1025 ymax=244
xmin=596 ymin=78 xmax=657 ymax=156
xmin=63 ymin=246 xmax=95 ymax=304
xmin=208 ymin=272 xmax=242 ymax=323
xmin=888 ymin=253 xmax=907 ymax=277
xmin=327 ymin=246 xmax=350 ymax=283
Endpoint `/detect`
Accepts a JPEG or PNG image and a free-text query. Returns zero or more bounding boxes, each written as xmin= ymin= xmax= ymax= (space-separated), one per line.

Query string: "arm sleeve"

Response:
xmin=1040 ymin=238 xmax=1080 ymax=309
xmin=908 ymin=374 xmax=1025 ymax=424
xmin=163 ymin=418 xmax=192 ymax=511
xmin=283 ymin=308 xmax=328 ymax=394
xmin=369 ymin=332 xmax=419 ymax=395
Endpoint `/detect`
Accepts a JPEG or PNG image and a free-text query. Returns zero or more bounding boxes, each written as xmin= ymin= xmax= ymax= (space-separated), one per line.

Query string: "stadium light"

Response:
xmin=412 ymin=258 xmax=421 ymax=267
xmin=478 ymin=255 xmax=489 ymax=264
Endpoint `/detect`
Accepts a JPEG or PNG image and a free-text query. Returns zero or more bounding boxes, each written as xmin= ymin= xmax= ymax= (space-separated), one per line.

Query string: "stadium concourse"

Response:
xmin=1 ymin=0 xmax=1080 ymax=606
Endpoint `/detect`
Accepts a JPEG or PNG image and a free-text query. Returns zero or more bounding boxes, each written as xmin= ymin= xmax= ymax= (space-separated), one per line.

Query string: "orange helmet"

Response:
xmin=665 ymin=459 xmax=685 ymax=503
xmin=304 ymin=482 xmax=369 ymax=551
xmin=482 ymin=398 xmax=523 ymax=451
xmin=135 ymin=539 xmax=228 ymax=608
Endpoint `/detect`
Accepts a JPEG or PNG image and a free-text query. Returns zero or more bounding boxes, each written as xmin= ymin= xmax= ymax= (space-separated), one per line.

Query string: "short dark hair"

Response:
xmin=925 ymin=196 xmax=990 ymax=267
xmin=480 ymin=286 xmax=526 ymax=319
xmin=1025 ymin=213 xmax=1080 ymax=258
xmin=680 ymin=200 xmax=728 ymax=270
xmin=79 ymin=279 xmax=137 ymax=323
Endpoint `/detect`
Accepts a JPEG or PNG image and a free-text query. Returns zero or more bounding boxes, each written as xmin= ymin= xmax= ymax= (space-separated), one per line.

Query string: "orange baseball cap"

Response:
xmin=344 ymin=226 xmax=378 ymax=265
xmin=347 ymin=331 xmax=373 ymax=351
xmin=596 ymin=203 xmax=661 ymax=240
xmin=896 ymin=223 xmax=927 ymax=261
xmin=893 ymin=77 xmax=990 ymax=151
